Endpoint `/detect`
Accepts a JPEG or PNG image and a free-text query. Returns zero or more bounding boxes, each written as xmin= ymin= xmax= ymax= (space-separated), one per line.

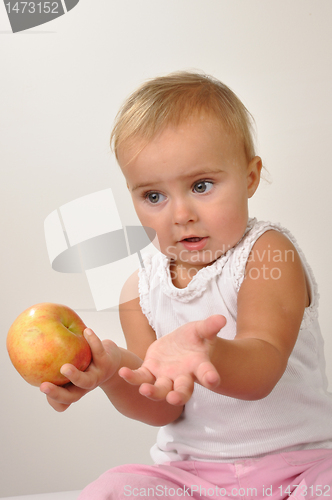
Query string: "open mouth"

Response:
xmin=182 ymin=237 xmax=203 ymax=242
xmin=180 ymin=237 xmax=208 ymax=250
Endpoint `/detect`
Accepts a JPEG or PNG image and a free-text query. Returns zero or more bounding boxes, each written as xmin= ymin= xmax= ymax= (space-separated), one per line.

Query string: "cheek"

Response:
xmin=212 ymin=195 xmax=248 ymax=238
xmin=132 ymin=205 xmax=160 ymax=234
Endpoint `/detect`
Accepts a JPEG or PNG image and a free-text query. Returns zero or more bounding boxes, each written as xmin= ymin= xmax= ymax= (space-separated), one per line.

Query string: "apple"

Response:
xmin=7 ymin=303 xmax=92 ymax=386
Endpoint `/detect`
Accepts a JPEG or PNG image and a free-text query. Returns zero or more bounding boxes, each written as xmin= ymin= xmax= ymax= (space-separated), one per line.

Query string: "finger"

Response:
xmin=59 ymin=363 xmax=98 ymax=390
xmin=196 ymin=315 xmax=227 ymax=341
xmin=83 ymin=328 xmax=107 ymax=360
xmin=195 ymin=361 xmax=220 ymax=389
xmin=139 ymin=376 xmax=173 ymax=400
xmin=46 ymin=398 xmax=71 ymax=412
xmin=118 ymin=365 xmax=155 ymax=386
xmin=58 ymin=330 xmax=116 ymax=390
xmin=40 ymin=382 xmax=87 ymax=411
xmin=166 ymin=375 xmax=194 ymax=405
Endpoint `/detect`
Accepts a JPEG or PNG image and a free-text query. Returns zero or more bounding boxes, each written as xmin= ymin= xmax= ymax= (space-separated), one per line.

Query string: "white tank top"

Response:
xmin=138 ymin=219 xmax=332 ymax=463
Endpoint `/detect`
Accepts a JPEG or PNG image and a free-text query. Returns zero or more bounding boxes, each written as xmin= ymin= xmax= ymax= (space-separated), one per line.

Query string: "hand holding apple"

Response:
xmin=7 ymin=303 xmax=92 ymax=386
xmin=40 ymin=328 xmax=122 ymax=412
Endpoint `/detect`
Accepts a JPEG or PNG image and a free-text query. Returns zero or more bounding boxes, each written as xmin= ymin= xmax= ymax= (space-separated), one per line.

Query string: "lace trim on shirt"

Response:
xmin=139 ymin=219 xmax=256 ymax=306
xmin=161 ymin=221 xmax=255 ymax=302
xmin=138 ymin=219 xmax=318 ymax=329
xmin=233 ymin=220 xmax=319 ymax=329
xmin=159 ymin=252 xmax=234 ymax=303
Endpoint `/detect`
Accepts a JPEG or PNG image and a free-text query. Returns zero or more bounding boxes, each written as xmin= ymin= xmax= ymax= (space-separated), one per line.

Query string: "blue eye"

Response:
xmin=193 ymin=181 xmax=213 ymax=194
xmin=145 ymin=192 xmax=166 ymax=204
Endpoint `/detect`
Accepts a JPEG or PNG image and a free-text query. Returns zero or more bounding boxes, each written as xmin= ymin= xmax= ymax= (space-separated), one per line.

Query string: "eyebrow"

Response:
xmin=131 ymin=168 xmax=224 ymax=192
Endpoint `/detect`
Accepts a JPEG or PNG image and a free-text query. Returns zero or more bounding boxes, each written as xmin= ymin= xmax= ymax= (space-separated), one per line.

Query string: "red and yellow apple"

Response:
xmin=7 ymin=303 xmax=92 ymax=386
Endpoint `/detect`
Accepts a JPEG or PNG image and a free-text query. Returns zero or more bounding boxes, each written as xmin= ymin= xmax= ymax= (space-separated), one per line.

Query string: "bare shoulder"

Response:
xmin=119 ymin=269 xmax=156 ymax=359
xmin=245 ymin=229 xmax=309 ymax=300
xmin=248 ymin=229 xmax=301 ymax=269
xmin=237 ymin=229 xmax=309 ymax=357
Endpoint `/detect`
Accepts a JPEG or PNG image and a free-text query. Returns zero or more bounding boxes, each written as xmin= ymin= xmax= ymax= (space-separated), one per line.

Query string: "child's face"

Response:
xmin=119 ymin=116 xmax=261 ymax=280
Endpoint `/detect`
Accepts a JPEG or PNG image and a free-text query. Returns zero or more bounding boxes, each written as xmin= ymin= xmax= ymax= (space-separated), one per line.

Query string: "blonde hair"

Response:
xmin=110 ymin=71 xmax=256 ymax=162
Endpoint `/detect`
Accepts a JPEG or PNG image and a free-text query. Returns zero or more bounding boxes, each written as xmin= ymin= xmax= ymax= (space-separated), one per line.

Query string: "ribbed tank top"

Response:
xmin=138 ymin=219 xmax=332 ymax=463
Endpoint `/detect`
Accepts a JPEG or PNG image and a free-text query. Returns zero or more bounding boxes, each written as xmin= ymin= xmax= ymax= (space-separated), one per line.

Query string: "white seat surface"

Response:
xmin=0 ymin=491 xmax=81 ymax=500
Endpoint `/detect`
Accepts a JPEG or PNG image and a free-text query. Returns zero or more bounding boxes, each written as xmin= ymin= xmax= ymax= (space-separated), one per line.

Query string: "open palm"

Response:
xmin=119 ymin=314 xmax=226 ymax=405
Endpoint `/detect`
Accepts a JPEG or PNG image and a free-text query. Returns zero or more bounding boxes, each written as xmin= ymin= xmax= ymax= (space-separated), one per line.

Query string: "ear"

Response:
xmin=247 ymin=156 xmax=262 ymax=198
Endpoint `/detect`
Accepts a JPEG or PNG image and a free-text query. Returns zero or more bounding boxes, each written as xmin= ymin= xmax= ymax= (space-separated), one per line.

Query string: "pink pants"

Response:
xmin=78 ymin=448 xmax=332 ymax=500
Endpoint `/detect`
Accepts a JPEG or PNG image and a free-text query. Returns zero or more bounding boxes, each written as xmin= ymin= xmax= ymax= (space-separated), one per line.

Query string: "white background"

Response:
xmin=1 ymin=1 xmax=332 ymax=496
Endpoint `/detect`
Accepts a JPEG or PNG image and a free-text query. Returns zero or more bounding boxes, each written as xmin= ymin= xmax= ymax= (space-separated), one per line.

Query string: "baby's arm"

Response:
xmin=211 ymin=229 xmax=308 ymax=400
xmin=121 ymin=230 xmax=308 ymax=403
xmin=41 ymin=271 xmax=183 ymax=426
xmin=99 ymin=277 xmax=184 ymax=425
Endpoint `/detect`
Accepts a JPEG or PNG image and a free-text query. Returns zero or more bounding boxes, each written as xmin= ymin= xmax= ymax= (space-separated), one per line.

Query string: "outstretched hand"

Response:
xmin=40 ymin=329 xmax=121 ymax=412
xmin=118 ymin=314 xmax=226 ymax=406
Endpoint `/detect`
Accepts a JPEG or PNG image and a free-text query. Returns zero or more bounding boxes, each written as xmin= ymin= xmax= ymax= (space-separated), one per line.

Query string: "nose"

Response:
xmin=172 ymin=196 xmax=198 ymax=225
